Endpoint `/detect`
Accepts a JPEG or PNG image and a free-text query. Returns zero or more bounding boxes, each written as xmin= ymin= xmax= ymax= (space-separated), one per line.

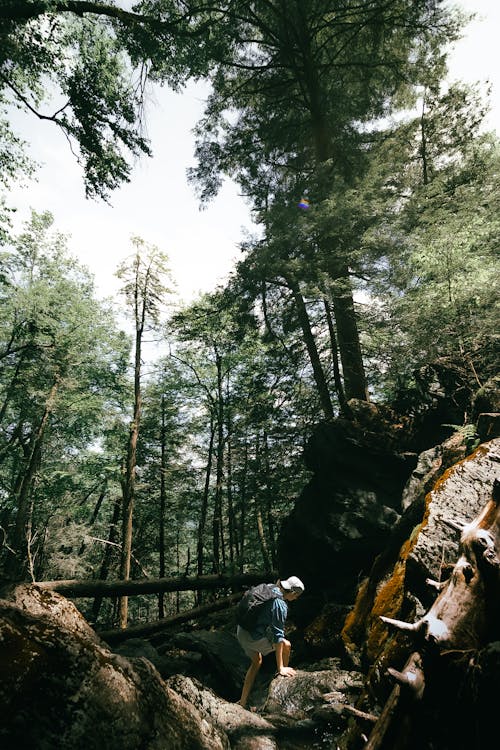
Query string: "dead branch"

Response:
xmin=364 ymin=652 xmax=422 ymax=750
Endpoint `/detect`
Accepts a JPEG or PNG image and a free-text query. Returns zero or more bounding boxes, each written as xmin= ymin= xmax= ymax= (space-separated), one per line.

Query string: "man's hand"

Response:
xmin=277 ymin=666 xmax=296 ymax=677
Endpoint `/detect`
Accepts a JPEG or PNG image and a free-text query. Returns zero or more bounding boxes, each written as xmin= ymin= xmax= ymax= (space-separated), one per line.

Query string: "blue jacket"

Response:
xmin=248 ymin=585 xmax=288 ymax=644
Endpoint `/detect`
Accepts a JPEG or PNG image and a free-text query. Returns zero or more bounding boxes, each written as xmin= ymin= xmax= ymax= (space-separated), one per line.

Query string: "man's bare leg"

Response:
xmin=238 ymin=651 xmax=262 ymax=708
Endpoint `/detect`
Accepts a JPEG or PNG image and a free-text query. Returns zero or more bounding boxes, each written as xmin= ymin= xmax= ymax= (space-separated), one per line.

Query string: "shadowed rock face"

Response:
xmin=0 ymin=585 xmax=227 ymax=750
xmin=338 ymin=438 xmax=500 ymax=750
xmin=278 ymin=412 xmax=418 ymax=602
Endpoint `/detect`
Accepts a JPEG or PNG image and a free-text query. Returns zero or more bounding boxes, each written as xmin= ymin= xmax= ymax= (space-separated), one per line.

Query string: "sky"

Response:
xmin=6 ymin=0 xmax=500 ymax=307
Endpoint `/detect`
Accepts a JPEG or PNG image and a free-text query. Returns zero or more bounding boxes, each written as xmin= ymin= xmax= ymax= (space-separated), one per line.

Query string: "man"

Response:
xmin=236 ymin=575 xmax=305 ymax=708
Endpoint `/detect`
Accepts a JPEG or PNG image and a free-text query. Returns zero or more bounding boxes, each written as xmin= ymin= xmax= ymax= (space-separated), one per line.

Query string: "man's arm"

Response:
xmin=274 ymin=641 xmax=295 ymax=676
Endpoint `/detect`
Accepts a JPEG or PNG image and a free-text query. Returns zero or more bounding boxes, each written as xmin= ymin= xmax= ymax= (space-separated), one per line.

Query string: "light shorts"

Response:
xmin=236 ymin=625 xmax=275 ymax=658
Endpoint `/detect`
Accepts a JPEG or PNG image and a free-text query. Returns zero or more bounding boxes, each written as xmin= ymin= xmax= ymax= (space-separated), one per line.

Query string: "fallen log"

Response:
xmin=98 ymin=592 xmax=241 ymax=644
xmin=25 ymin=571 xmax=275 ymax=599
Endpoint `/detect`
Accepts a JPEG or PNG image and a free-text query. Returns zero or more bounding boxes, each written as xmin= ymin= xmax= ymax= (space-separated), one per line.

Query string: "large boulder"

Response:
xmin=341 ymin=437 xmax=500 ymax=669
xmin=0 ymin=584 xmax=227 ymax=750
xmin=166 ymin=675 xmax=278 ymax=750
xmin=278 ymin=407 xmax=417 ymax=603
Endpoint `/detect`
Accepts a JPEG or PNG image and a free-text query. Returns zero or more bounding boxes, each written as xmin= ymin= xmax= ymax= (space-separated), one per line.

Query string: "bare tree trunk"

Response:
xmin=158 ymin=393 xmax=167 ymax=619
xmin=263 ymin=431 xmax=277 ymax=569
xmin=225 ymin=378 xmax=237 ymax=564
xmin=419 ymin=91 xmax=429 ymax=186
xmin=39 ymin=571 xmax=275 ymax=599
xmin=253 ymin=434 xmax=271 ymax=571
xmin=118 ymin=276 xmax=145 ymax=629
xmin=330 ymin=269 xmax=369 ymax=402
xmin=238 ymin=438 xmax=249 ymax=573
xmin=92 ymin=494 xmax=121 ymax=623
xmin=212 ymin=351 xmax=226 ymax=573
xmin=197 ymin=415 xmax=215 ymax=605
xmin=98 ymin=592 xmax=243 ymax=645
xmin=305 ymin=51 xmax=369 ymax=402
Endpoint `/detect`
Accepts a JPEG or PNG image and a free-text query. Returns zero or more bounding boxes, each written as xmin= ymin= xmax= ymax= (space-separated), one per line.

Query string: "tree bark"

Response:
xmin=92 ymin=494 xmax=122 ymax=622
xmin=330 ymin=269 xmax=369 ymax=402
xmin=212 ymin=350 xmax=225 ymax=573
xmin=36 ymin=571 xmax=275 ymax=598
xmin=323 ymin=297 xmax=351 ymax=416
xmin=263 ymin=431 xmax=277 ymax=569
xmin=118 ymin=255 xmax=147 ymax=628
xmin=158 ymin=393 xmax=167 ymax=619
xmin=286 ymin=274 xmax=335 ymax=420
xmin=225 ymin=381 xmax=238 ymax=564
xmin=197 ymin=415 xmax=215 ymax=604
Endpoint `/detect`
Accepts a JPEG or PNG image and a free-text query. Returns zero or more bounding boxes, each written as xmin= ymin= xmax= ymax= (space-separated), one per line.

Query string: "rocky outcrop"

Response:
xmin=341 ymin=438 xmax=500 ymax=668
xmin=338 ymin=438 xmax=500 ymax=750
xmin=278 ymin=404 xmax=418 ymax=603
xmin=0 ymin=584 xmax=228 ymax=750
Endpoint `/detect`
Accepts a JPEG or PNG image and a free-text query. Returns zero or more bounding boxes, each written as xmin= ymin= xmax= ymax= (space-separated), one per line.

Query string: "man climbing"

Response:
xmin=236 ymin=575 xmax=305 ymax=708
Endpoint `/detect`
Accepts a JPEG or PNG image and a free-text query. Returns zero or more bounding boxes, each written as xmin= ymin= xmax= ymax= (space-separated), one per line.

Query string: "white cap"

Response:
xmin=280 ymin=576 xmax=305 ymax=594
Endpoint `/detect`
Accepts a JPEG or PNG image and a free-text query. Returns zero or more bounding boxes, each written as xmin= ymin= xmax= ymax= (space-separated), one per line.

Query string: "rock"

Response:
xmin=411 ymin=358 xmax=475 ymax=450
xmin=166 ymin=674 xmax=277 ymax=750
xmin=114 ymin=638 xmax=204 ymax=681
xmin=0 ymin=585 xmax=228 ymax=750
xmin=263 ymin=659 xmax=364 ymax=720
xmin=476 ymin=412 xmax=500 ymax=442
xmin=341 ymin=437 xmax=500 ymax=670
xmin=172 ymin=630 xmax=249 ymax=700
xmin=278 ymin=415 xmax=417 ymax=603
xmin=401 ymin=432 xmax=467 ymax=511
xmin=405 ymin=438 xmax=500 ymax=600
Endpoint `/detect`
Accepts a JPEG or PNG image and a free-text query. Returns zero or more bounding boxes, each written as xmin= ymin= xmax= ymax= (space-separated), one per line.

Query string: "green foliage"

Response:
xmin=0 ymin=210 xmax=130 ymax=577
xmin=0 ymin=0 xmax=249 ymax=198
xmin=442 ymin=423 xmax=480 ymax=454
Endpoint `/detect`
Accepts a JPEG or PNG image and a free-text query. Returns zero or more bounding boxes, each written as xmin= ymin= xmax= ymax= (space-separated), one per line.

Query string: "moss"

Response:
xmin=340 ymin=578 xmax=371 ymax=654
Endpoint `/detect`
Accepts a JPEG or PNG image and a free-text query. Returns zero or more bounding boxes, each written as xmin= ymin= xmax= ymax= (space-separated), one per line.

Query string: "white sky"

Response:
xmin=6 ymin=0 xmax=499 ymax=306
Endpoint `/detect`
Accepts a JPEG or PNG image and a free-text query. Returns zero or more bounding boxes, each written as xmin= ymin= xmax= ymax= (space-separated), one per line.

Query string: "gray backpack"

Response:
xmin=236 ymin=583 xmax=279 ymax=631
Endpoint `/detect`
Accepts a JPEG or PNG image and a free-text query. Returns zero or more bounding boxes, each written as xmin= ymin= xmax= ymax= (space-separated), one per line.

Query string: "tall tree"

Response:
xmin=188 ymin=0 xmax=462 ymax=402
xmin=115 ymin=237 xmax=172 ymax=628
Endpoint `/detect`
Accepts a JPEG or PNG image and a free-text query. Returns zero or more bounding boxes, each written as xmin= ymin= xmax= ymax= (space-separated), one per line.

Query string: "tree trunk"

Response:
xmin=305 ymin=50 xmax=369 ymax=403
xmin=197 ymin=415 xmax=215 ymax=604
xmin=91 ymin=494 xmax=122 ymax=622
xmin=225 ymin=381 xmax=238 ymax=564
xmin=323 ymin=297 xmax=351 ymax=416
xmin=98 ymin=591 xmax=243 ymax=645
xmin=118 ymin=289 xmax=144 ymax=629
xmin=238 ymin=438 xmax=249 ymax=573
xmin=158 ymin=393 xmax=167 ymax=619
xmin=38 ymin=571 xmax=275 ymax=599
xmin=212 ymin=351 xmax=225 ymax=573
xmin=285 ymin=274 xmax=335 ymax=420
xmin=253 ymin=434 xmax=271 ymax=571
xmin=263 ymin=431 xmax=277 ymax=569
xmin=329 ymin=268 xmax=369 ymax=402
